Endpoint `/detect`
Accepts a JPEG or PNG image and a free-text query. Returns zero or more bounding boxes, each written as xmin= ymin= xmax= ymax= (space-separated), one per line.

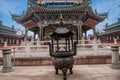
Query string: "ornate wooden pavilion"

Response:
xmin=11 ymin=0 xmax=108 ymax=42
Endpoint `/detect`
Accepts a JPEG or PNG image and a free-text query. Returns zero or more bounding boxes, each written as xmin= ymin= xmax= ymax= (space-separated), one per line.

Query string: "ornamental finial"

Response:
xmin=59 ymin=14 xmax=64 ymax=25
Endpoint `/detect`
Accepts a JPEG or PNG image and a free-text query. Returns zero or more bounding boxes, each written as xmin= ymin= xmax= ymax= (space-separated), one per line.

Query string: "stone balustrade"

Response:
xmin=0 ymin=39 xmax=116 ymax=58
xmin=7 ymin=40 xmax=115 ymax=58
xmin=0 ymin=40 xmax=120 ymax=67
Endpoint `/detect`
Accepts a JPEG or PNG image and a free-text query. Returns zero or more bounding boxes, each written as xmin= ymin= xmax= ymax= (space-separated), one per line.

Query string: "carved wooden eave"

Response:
xmin=30 ymin=3 xmax=89 ymax=13
xmin=23 ymin=20 xmax=37 ymax=28
xmin=84 ymin=18 xmax=98 ymax=27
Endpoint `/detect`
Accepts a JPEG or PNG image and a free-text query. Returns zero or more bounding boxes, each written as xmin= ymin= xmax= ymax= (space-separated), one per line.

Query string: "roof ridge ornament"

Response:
xmin=117 ymin=18 xmax=120 ymax=22
xmin=118 ymin=4 xmax=120 ymax=7
xmin=105 ymin=23 xmax=109 ymax=28
xmin=9 ymin=11 xmax=13 ymax=16
xmin=0 ymin=20 xmax=2 ymax=25
xmin=95 ymin=9 xmax=98 ymax=14
xmin=22 ymin=10 xmax=25 ymax=16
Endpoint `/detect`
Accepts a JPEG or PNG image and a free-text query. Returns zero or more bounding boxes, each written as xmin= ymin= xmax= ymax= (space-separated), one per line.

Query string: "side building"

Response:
xmin=97 ymin=18 xmax=120 ymax=44
xmin=0 ymin=21 xmax=30 ymax=47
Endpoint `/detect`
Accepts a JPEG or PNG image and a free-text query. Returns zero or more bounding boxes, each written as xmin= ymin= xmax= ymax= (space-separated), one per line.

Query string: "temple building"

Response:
xmin=11 ymin=0 xmax=108 ymax=42
xmin=0 ymin=21 xmax=21 ymax=47
xmin=97 ymin=18 xmax=120 ymax=44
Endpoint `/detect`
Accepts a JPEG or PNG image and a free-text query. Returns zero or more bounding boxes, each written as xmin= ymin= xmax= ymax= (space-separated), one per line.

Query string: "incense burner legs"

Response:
xmin=52 ymin=57 xmax=74 ymax=80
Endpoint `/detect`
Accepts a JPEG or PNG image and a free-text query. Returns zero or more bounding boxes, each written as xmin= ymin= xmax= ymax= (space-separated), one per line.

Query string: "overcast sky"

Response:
xmin=0 ymin=0 xmax=120 ymax=35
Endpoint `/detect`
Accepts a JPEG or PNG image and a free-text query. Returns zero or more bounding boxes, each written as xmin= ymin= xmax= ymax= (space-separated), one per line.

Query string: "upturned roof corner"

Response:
xmin=94 ymin=9 xmax=110 ymax=18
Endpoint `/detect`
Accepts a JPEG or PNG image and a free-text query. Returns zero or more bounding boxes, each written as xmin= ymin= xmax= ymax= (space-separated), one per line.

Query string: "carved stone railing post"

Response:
xmin=0 ymin=47 xmax=13 ymax=73
xmin=111 ymin=44 xmax=120 ymax=69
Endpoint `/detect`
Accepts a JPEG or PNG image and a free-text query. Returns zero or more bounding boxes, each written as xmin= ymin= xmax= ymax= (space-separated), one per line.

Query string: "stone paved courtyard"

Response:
xmin=0 ymin=65 xmax=120 ymax=80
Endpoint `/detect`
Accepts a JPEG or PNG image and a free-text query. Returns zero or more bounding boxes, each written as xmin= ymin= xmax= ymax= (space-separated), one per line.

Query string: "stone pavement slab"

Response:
xmin=0 ymin=65 xmax=120 ymax=80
